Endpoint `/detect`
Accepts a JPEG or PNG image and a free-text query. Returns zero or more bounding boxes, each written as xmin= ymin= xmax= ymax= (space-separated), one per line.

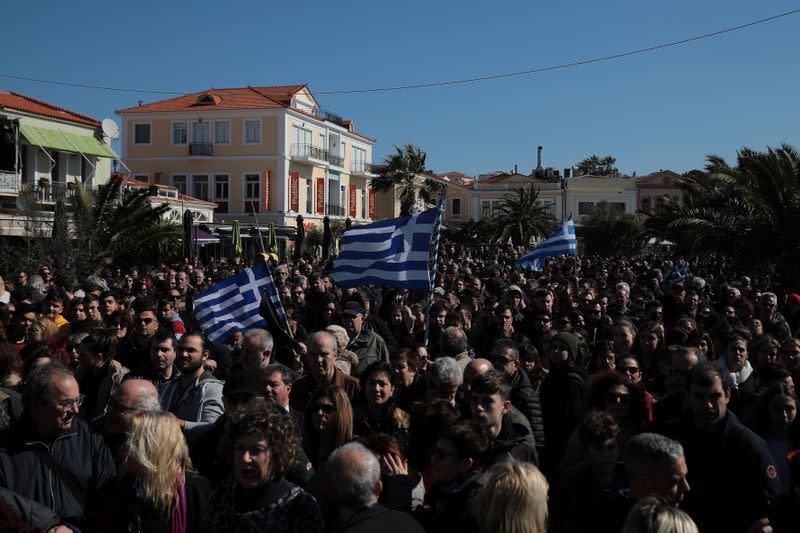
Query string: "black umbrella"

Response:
xmin=294 ymin=215 xmax=305 ymax=261
xmin=322 ymin=216 xmax=332 ymax=259
xmin=183 ymin=209 xmax=195 ymax=260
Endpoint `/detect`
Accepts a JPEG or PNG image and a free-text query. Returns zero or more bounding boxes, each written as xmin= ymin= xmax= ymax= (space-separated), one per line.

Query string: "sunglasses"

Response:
xmin=619 ymin=366 xmax=641 ymax=375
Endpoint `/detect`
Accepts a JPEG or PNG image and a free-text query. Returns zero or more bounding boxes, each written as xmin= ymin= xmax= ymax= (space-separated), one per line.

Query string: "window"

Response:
xmin=452 ymin=198 xmax=462 ymax=219
xmin=352 ymin=146 xmax=367 ymax=172
xmin=214 ymin=174 xmax=229 ymax=213
xmin=540 ymin=199 xmax=555 ymax=215
xmin=642 ymin=198 xmax=651 ymax=211
xmin=578 ymin=202 xmax=595 ymax=215
xmin=482 ymin=200 xmax=491 ymax=219
xmin=172 ymin=175 xmax=187 ymax=195
xmin=244 ymin=120 xmax=261 ymax=144
xmin=610 ymin=202 xmax=626 ymax=213
xmin=133 ymin=174 xmax=150 ymax=183
xmin=214 ymin=121 xmax=229 ymax=144
xmin=319 ymin=133 xmax=326 ymax=150
xmin=192 ymin=175 xmax=209 ymax=201
xmin=305 ymin=178 xmax=312 ymax=213
xmin=172 ymin=122 xmax=187 ymax=144
xmin=134 ymin=124 xmax=151 ymax=144
xmin=291 ymin=125 xmax=312 ymax=156
xmin=245 ymin=174 xmax=260 ymax=212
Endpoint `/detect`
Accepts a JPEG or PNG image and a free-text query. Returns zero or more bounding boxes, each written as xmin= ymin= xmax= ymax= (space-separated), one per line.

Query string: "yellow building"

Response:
xmin=117 ymin=85 xmax=377 ymax=229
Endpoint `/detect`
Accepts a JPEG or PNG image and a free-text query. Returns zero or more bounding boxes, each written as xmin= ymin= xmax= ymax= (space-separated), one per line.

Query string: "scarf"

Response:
xmin=171 ymin=470 xmax=187 ymax=533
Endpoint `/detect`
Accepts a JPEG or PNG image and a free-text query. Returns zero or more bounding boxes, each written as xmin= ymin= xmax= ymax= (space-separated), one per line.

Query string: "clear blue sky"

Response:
xmin=3 ymin=0 xmax=798 ymax=177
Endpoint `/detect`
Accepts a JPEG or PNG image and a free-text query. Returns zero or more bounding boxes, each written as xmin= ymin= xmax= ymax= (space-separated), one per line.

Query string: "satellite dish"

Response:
xmin=101 ymin=118 xmax=120 ymax=140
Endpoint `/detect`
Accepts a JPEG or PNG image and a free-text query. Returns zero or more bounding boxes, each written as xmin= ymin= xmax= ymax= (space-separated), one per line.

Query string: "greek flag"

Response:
xmin=194 ymin=261 xmax=286 ymax=342
xmin=332 ymin=208 xmax=438 ymax=289
xmin=516 ymin=215 xmax=577 ymax=271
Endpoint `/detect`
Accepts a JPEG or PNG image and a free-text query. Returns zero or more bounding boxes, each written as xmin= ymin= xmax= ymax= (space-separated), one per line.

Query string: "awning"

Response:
xmin=19 ymin=124 xmax=117 ymax=158
xmin=196 ymin=228 xmax=220 ymax=244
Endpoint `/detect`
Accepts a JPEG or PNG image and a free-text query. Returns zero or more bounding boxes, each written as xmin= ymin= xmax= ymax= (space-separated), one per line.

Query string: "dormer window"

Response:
xmin=194 ymin=93 xmax=219 ymax=106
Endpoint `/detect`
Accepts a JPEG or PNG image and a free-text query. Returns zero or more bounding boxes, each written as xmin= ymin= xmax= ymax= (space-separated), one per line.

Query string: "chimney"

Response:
xmin=137 ymin=100 xmax=143 ymax=106
xmin=514 ymin=164 xmax=518 ymax=174
xmin=534 ymin=146 xmax=544 ymax=178
xmin=564 ymin=167 xmax=571 ymax=178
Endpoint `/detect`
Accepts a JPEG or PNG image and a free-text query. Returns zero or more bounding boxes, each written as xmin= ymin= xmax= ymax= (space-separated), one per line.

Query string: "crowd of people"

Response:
xmin=0 ymin=245 xmax=799 ymax=532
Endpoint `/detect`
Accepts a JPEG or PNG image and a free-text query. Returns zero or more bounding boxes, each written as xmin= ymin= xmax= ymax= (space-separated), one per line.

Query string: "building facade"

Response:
xmin=0 ymin=92 xmax=117 ymax=235
xmin=563 ymin=174 xmax=637 ymax=223
xmin=117 ymin=85 xmax=377 ymax=229
xmin=635 ymin=170 xmax=684 ymax=218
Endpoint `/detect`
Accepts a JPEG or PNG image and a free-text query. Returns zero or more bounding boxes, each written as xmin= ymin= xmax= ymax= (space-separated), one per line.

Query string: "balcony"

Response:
xmin=326 ymin=204 xmax=345 ymax=217
xmin=326 ymin=152 xmax=344 ymax=169
xmin=0 ymin=170 xmax=20 ymax=194
xmin=189 ymin=142 xmax=212 ymax=156
xmin=351 ymin=161 xmax=376 ymax=176
xmin=20 ymin=181 xmax=72 ymax=203
xmin=292 ymin=143 xmax=329 ymax=165
xmin=314 ymin=109 xmax=349 ymax=128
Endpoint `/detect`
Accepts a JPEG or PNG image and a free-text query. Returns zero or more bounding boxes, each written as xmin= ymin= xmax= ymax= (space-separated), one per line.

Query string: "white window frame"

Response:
xmin=214 ymin=120 xmax=230 ymax=145
xmin=244 ymin=119 xmax=262 ymax=144
xmin=133 ymin=122 xmax=152 ymax=145
xmin=244 ymin=173 xmax=260 ymax=211
xmin=214 ymin=174 xmax=229 ymax=201
xmin=191 ymin=174 xmax=210 ymax=202
xmin=172 ymin=174 xmax=187 ymax=195
xmin=171 ymin=122 xmax=187 ymax=145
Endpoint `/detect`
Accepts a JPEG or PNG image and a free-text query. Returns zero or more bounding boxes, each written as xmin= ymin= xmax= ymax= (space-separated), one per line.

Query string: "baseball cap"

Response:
xmin=342 ymin=301 xmax=365 ymax=317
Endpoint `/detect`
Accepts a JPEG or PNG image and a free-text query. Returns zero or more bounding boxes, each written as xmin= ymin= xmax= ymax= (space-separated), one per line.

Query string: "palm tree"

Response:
xmin=645 ymin=143 xmax=800 ymax=282
xmin=370 ymin=144 xmax=445 ymax=216
xmin=491 ymin=184 xmax=556 ymax=246
xmin=581 ymin=201 xmax=644 ymax=257
xmin=576 ymin=155 xmax=618 ymax=176
xmin=70 ymin=176 xmax=181 ymax=272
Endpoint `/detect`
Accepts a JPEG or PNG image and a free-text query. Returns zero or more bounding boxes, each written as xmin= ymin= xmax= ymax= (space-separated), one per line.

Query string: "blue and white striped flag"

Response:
xmin=516 ymin=215 xmax=577 ymax=271
xmin=332 ymin=208 xmax=438 ymax=289
xmin=194 ymin=261 xmax=288 ymax=342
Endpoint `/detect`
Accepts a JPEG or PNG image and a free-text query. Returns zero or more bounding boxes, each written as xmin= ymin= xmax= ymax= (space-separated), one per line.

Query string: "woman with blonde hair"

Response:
xmin=622 ymin=496 xmax=698 ymax=533
xmin=476 ymin=460 xmax=549 ymax=533
xmin=94 ymin=411 xmax=211 ymax=533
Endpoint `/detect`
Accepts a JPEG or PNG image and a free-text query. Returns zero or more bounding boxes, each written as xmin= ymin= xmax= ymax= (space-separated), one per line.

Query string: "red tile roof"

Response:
xmin=123 ymin=177 xmax=216 ymax=207
xmin=0 ymin=91 xmax=100 ymax=127
xmin=117 ymin=85 xmax=308 ymax=114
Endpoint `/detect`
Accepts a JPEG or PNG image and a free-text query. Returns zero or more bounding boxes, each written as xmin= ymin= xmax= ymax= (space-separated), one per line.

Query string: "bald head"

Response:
xmin=326 ymin=442 xmax=382 ymax=508
xmin=105 ymin=378 xmax=160 ymax=434
xmin=464 ymin=358 xmax=493 ymax=390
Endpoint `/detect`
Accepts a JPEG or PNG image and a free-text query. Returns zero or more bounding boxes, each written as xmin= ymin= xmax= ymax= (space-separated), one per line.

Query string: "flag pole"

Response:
xmin=249 ymin=201 xmax=266 ymax=253
xmin=424 ymin=190 xmax=447 ymax=347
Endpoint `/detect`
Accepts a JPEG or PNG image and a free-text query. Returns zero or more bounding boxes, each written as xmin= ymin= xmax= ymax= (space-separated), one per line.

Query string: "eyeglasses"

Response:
xmin=619 ymin=366 xmax=641 ymax=375
xmin=313 ymin=403 xmax=335 ymax=414
xmin=56 ymin=394 xmax=84 ymax=410
xmin=138 ymin=317 xmax=154 ymax=324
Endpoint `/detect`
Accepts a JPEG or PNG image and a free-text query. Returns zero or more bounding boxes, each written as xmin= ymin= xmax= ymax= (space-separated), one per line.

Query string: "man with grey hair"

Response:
xmin=324 ymin=442 xmax=424 ymax=533
xmin=624 ymin=433 xmax=690 ymax=506
xmin=0 ymin=362 xmax=115 ymax=529
xmin=290 ymin=331 xmax=360 ymax=411
xmin=758 ymin=291 xmax=791 ymax=341
xmin=239 ymin=328 xmax=274 ymax=369
xmin=426 ymin=356 xmax=463 ymax=405
xmin=439 ymin=326 xmax=472 ymax=372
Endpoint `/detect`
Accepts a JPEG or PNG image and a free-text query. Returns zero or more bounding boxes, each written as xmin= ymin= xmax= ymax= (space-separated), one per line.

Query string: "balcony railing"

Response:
xmin=20 ymin=181 xmax=72 ymax=203
xmin=292 ymin=143 xmax=328 ymax=161
xmin=326 ymin=152 xmax=344 ymax=168
xmin=351 ymin=161 xmax=374 ymax=175
xmin=291 ymin=144 xmax=345 ymax=168
xmin=314 ymin=109 xmax=348 ymax=128
xmin=0 ymin=171 xmax=20 ymax=194
xmin=189 ymin=142 xmax=212 ymax=156
xmin=326 ymin=204 xmax=345 ymax=217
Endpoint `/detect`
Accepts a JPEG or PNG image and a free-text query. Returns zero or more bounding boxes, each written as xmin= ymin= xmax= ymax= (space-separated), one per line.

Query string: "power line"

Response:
xmin=1 ymin=7 xmax=798 ymax=97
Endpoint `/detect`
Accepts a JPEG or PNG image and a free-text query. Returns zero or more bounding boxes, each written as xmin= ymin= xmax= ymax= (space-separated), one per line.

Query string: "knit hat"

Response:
xmin=553 ymin=332 xmax=579 ymax=361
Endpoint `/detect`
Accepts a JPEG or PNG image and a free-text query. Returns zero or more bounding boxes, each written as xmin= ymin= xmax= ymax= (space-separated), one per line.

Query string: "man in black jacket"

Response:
xmin=488 ymin=339 xmax=545 ymax=452
xmin=661 ymin=362 xmax=779 ymax=533
xmin=0 ymin=362 xmax=115 ymax=529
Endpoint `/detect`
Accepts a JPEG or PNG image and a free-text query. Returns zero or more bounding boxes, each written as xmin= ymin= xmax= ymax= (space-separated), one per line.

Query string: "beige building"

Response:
xmin=563 ymin=174 xmax=637 ymax=223
xmin=0 ymin=91 xmax=117 ymax=235
xmin=117 ymin=85 xmax=377 ymax=229
xmin=635 ymin=170 xmax=684 ymax=218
